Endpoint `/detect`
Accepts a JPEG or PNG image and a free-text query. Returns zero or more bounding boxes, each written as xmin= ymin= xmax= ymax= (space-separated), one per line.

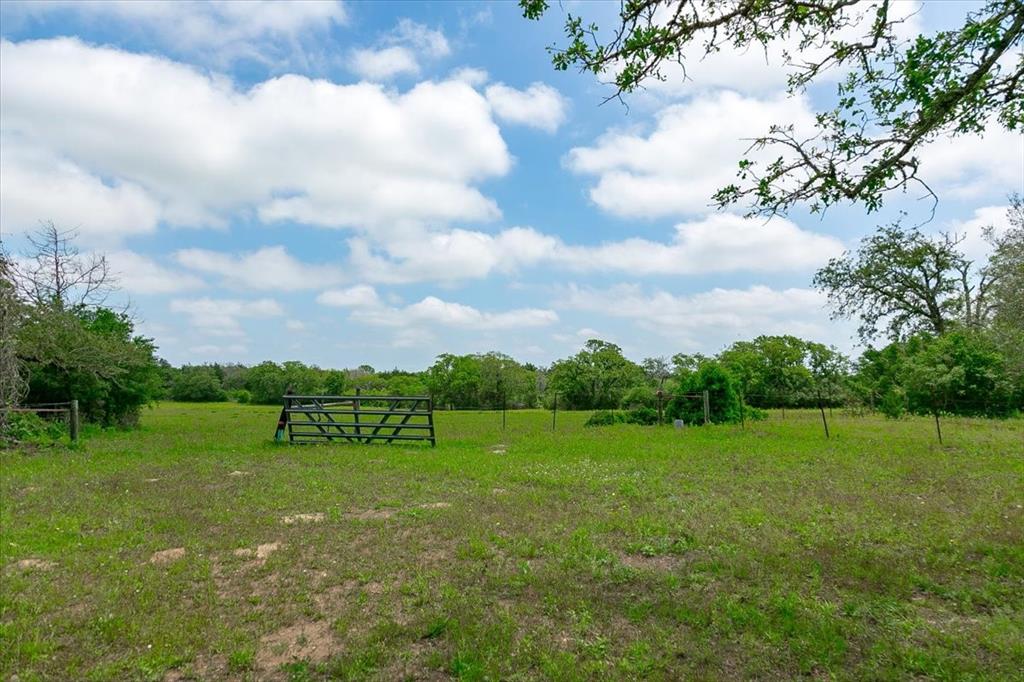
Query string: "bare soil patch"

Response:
xmin=228 ymin=470 xmax=250 ymax=477
xmin=256 ymin=620 xmax=335 ymax=670
xmin=149 ymin=548 xmax=186 ymax=564
xmin=420 ymin=502 xmax=451 ymax=509
xmin=281 ymin=513 xmax=324 ymax=525
xmin=619 ymin=552 xmax=680 ymax=571
xmin=346 ymin=508 xmax=395 ymax=520
xmin=10 ymin=558 xmax=56 ymax=571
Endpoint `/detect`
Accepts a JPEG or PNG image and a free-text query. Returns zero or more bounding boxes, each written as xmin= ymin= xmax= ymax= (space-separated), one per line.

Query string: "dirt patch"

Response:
xmin=232 ymin=542 xmax=282 ymax=564
xmin=346 ymin=509 xmax=395 ymax=520
xmin=228 ymin=470 xmax=251 ymax=477
xmin=149 ymin=548 xmax=186 ymax=564
xmin=490 ymin=444 xmax=507 ymax=454
xmin=11 ymin=558 xmax=56 ymax=571
xmin=314 ymin=579 xmax=359 ymax=610
xmin=281 ymin=513 xmax=324 ymax=525
xmin=619 ymin=553 xmax=680 ymax=571
xmin=143 ymin=478 xmax=160 ymax=483
xmin=420 ymin=502 xmax=451 ymax=510
xmin=492 ymin=488 xmax=507 ymax=495
xmin=256 ymin=620 xmax=335 ymax=670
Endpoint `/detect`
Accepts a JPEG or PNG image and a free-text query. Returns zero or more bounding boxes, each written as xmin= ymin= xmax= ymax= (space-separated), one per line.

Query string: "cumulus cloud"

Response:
xmin=1 ymin=0 xmax=347 ymax=69
xmin=349 ymin=46 xmax=419 ymax=79
xmin=558 ymin=283 xmax=848 ymax=350
xmin=553 ymin=213 xmax=843 ymax=274
xmin=620 ymin=1 xmax=921 ymax=98
xmin=316 ymin=285 xmax=381 ymax=307
xmin=170 ymin=297 xmax=283 ymax=336
xmin=343 ymin=213 xmax=841 ymax=283
xmin=917 ymin=124 xmax=1024 ymax=201
xmin=0 ymin=37 xmax=509 ymax=239
xmin=174 ymin=246 xmax=344 ymax=291
xmin=107 ymin=251 xmax=205 ymax=295
xmin=485 ymin=82 xmax=569 ymax=132
xmin=348 ymin=19 xmax=449 ymax=80
xmin=347 ymin=295 xmax=558 ymax=331
xmin=938 ymin=204 xmax=1016 ymax=265
xmin=566 ymin=90 xmax=817 ymax=218
xmin=0 ymin=138 xmax=161 ymax=243
xmin=319 ymin=284 xmax=561 ymax=329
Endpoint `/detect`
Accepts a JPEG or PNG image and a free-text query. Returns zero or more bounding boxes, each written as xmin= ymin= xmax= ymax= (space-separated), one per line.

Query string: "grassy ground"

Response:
xmin=1 ymin=403 xmax=1022 ymax=681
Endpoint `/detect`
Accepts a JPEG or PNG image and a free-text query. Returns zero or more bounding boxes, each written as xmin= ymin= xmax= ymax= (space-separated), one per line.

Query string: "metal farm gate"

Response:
xmin=283 ymin=393 xmax=436 ymax=446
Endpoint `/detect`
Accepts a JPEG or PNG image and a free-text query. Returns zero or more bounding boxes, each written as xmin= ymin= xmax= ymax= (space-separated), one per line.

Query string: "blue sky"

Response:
xmin=1 ymin=1 xmax=1021 ymax=370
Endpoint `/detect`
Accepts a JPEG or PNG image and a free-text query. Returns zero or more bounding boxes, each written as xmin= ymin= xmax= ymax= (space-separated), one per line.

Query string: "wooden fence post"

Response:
xmin=69 ymin=399 xmax=79 ymax=442
xmin=703 ymin=391 xmax=710 ymax=425
xmin=354 ymin=388 xmax=362 ymax=442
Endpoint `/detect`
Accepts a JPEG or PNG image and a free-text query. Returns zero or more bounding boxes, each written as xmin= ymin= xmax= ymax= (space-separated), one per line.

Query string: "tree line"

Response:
xmin=2 ymin=203 xmax=1022 ymax=439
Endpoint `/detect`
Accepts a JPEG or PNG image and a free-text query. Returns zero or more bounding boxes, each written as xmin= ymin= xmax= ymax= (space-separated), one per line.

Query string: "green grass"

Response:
xmin=2 ymin=403 xmax=1022 ymax=680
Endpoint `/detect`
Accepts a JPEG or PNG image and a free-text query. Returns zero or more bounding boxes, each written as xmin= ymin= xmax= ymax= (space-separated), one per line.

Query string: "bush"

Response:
xmin=620 ymin=385 xmax=657 ymax=409
xmin=666 ymin=362 xmax=742 ymax=425
xmin=879 ymin=387 xmax=906 ymax=419
xmin=625 ymin=406 xmax=660 ymax=425
xmin=228 ymin=389 xmax=251 ymax=404
xmin=585 ymin=410 xmax=625 ymax=427
xmin=2 ymin=412 xmax=66 ymax=444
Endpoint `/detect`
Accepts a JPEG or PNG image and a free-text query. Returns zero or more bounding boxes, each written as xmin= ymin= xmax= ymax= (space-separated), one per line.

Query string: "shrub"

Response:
xmin=625 ymin=406 xmax=660 ymax=425
xmin=2 ymin=412 xmax=66 ymax=444
xmin=620 ymin=385 xmax=657 ymax=409
xmin=666 ymin=362 xmax=742 ymax=425
xmin=228 ymin=389 xmax=251 ymax=404
xmin=585 ymin=410 xmax=624 ymax=427
xmin=879 ymin=387 xmax=906 ymax=419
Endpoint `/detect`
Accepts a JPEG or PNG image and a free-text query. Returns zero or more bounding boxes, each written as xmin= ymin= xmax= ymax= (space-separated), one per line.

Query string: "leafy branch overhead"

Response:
xmin=521 ymin=0 xmax=1024 ymax=216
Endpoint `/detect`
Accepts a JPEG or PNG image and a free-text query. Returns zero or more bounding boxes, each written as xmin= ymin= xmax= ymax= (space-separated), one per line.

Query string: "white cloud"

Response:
xmin=566 ymin=90 xmax=817 ymax=218
xmin=450 ymin=67 xmax=489 ymax=87
xmin=348 ymin=19 xmax=449 ymax=81
xmin=0 ymin=38 xmax=509 ymax=239
xmin=343 ymin=213 xmax=840 ymax=283
xmin=188 ymin=343 xmax=248 ymax=357
xmin=170 ymin=297 xmax=283 ymax=336
xmin=174 ymin=246 xmax=344 ymax=291
xmin=351 ymin=296 xmax=558 ymax=331
xmin=285 ymin=319 xmax=306 ymax=331
xmin=3 ymin=0 xmax=346 ymax=69
xmin=607 ymin=1 xmax=921 ymax=99
xmin=316 ymin=285 xmax=380 ymax=307
xmin=390 ymin=18 xmax=449 ymax=58
xmin=917 ymin=124 xmax=1024 ymax=201
xmin=558 ymin=283 xmax=848 ymax=351
xmin=0 ymin=138 xmax=161 ymax=242
xmin=107 ymin=251 xmax=205 ymax=295
xmin=349 ymin=46 xmax=419 ymax=80
xmin=553 ymin=213 xmax=843 ymax=274
xmin=485 ymin=82 xmax=568 ymax=132
xmin=939 ymin=204 xmax=1015 ymax=265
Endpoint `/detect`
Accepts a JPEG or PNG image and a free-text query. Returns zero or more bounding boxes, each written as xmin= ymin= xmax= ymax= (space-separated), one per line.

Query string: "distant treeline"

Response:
xmin=160 ymin=331 xmax=1024 ymax=421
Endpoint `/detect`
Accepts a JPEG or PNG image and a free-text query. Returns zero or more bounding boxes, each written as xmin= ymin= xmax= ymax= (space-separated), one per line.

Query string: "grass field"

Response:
xmin=2 ymin=403 xmax=1023 ymax=681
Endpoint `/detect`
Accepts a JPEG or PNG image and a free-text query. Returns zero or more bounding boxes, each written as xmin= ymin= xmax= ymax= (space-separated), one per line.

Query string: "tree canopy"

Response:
xmin=521 ymin=0 xmax=1024 ymax=216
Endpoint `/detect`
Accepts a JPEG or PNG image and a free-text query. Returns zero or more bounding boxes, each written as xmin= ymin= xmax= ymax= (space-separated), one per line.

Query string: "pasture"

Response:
xmin=2 ymin=403 xmax=1022 ymax=680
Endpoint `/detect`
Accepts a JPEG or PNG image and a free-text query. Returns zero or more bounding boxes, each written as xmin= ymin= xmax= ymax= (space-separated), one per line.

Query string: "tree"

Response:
xmin=426 ymin=354 xmax=482 ymax=409
xmin=985 ymin=196 xmax=1024 ymax=384
xmin=0 ymin=252 xmax=28 ymax=424
xmin=521 ymin=0 xmax=1024 ymax=216
xmin=666 ymin=361 xmax=742 ymax=425
xmin=814 ymin=224 xmax=992 ymax=343
xmin=718 ymin=335 xmax=814 ymax=408
xmin=171 ymin=366 xmax=228 ymax=402
xmin=13 ymin=221 xmax=116 ymax=309
xmin=548 ymin=339 xmax=644 ymax=409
